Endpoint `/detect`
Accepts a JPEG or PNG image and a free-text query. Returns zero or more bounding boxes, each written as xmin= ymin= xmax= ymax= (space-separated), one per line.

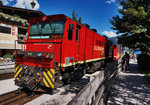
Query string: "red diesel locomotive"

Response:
xmin=13 ymin=14 xmax=122 ymax=91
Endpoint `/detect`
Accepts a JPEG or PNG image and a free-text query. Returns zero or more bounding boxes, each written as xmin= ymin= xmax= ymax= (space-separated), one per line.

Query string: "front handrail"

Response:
xmin=24 ymin=37 xmax=27 ymax=51
xmin=14 ymin=40 xmax=25 ymax=51
xmin=44 ymin=39 xmax=58 ymax=67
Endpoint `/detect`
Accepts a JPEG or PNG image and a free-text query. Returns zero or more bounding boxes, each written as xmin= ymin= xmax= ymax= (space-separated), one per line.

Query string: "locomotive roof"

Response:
xmin=29 ymin=14 xmax=106 ymax=39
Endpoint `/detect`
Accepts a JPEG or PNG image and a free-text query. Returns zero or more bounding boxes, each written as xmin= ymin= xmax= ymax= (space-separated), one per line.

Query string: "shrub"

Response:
xmin=137 ymin=53 xmax=150 ymax=71
xmin=3 ymin=53 xmax=14 ymax=61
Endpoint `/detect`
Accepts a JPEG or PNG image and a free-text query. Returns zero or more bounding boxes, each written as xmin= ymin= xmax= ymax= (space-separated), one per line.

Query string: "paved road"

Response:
xmin=108 ymin=61 xmax=150 ymax=105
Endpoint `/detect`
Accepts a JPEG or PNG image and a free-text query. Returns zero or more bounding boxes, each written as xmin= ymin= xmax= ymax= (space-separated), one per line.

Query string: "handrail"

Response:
xmin=14 ymin=40 xmax=24 ymax=51
xmin=54 ymin=40 xmax=56 ymax=67
xmin=24 ymin=37 xmax=27 ymax=51
xmin=43 ymin=39 xmax=61 ymax=68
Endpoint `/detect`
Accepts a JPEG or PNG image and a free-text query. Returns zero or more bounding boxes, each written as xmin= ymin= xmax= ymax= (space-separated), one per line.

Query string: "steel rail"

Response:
xmin=0 ymin=89 xmax=43 ymax=105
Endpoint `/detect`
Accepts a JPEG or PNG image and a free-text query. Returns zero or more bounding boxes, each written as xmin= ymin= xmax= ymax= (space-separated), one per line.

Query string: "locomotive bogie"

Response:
xmin=14 ymin=63 xmax=55 ymax=90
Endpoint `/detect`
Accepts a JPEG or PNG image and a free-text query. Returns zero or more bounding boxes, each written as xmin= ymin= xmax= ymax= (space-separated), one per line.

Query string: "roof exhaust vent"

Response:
xmin=91 ymin=29 xmax=97 ymax=33
xmin=83 ymin=24 xmax=90 ymax=28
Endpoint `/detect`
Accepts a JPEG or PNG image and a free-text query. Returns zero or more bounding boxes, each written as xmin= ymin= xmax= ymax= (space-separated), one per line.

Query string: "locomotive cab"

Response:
xmin=14 ymin=15 xmax=68 ymax=91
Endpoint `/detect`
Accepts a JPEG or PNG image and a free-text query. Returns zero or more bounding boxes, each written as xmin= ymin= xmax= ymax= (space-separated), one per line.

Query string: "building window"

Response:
xmin=18 ymin=28 xmax=27 ymax=42
xmin=18 ymin=28 xmax=27 ymax=35
xmin=0 ymin=25 xmax=11 ymax=34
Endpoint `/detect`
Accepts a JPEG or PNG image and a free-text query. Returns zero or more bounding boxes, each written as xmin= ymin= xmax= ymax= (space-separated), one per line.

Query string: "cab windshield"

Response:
xmin=29 ymin=21 xmax=65 ymax=39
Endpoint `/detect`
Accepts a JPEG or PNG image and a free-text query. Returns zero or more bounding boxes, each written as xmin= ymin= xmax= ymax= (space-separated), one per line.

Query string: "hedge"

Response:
xmin=137 ymin=53 xmax=150 ymax=70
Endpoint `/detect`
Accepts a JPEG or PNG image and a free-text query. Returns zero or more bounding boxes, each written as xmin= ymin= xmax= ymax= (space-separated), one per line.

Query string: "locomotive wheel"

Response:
xmin=63 ymin=78 xmax=71 ymax=85
xmin=87 ymin=64 xmax=96 ymax=73
xmin=62 ymin=72 xmax=71 ymax=85
xmin=72 ymin=69 xmax=85 ymax=81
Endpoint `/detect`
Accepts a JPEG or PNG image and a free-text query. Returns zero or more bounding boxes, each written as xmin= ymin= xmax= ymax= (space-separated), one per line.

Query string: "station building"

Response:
xmin=0 ymin=1 xmax=45 ymax=57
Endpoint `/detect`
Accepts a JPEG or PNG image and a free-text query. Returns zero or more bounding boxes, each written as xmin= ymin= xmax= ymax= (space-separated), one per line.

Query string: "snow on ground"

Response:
xmin=0 ymin=78 xmax=19 ymax=95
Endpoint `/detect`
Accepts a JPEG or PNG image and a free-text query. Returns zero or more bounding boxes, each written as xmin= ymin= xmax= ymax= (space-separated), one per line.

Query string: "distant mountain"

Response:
xmin=108 ymin=37 xmax=118 ymax=45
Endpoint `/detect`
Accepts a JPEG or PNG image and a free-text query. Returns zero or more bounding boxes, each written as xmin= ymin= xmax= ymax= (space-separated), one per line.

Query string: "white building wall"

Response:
xmin=0 ymin=23 xmax=23 ymax=49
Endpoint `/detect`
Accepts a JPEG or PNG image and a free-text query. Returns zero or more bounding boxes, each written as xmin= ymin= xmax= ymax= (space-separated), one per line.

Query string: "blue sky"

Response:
xmin=2 ymin=0 xmax=122 ymax=37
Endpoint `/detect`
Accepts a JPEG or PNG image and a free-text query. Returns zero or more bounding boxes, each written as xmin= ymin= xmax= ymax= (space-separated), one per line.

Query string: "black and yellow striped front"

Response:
xmin=42 ymin=68 xmax=55 ymax=89
xmin=14 ymin=64 xmax=55 ymax=89
xmin=14 ymin=64 xmax=22 ymax=79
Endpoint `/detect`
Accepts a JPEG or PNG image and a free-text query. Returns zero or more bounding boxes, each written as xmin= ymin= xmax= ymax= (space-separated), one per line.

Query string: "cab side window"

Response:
xmin=68 ymin=24 xmax=74 ymax=40
xmin=68 ymin=30 xmax=73 ymax=40
xmin=76 ymin=28 xmax=79 ymax=42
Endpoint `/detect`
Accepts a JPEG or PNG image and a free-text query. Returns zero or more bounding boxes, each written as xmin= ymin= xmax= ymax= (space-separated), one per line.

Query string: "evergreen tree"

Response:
xmin=78 ymin=17 xmax=82 ymax=24
xmin=72 ymin=11 xmax=82 ymax=24
xmin=72 ymin=10 xmax=77 ymax=22
xmin=110 ymin=0 xmax=150 ymax=52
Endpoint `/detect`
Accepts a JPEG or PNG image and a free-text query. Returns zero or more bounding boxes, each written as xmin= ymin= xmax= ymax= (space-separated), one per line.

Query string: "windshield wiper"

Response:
xmin=49 ymin=24 xmax=56 ymax=38
xmin=37 ymin=22 xmax=42 ymax=35
xmin=52 ymin=25 xmax=56 ymax=35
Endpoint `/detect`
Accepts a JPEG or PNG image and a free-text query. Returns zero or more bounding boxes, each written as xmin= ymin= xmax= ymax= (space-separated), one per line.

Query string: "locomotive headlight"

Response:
xmin=37 ymin=53 xmax=42 ymax=57
xmin=42 ymin=52 xmax=54 ymax=59
xmin=42 ymin=53 xmax=46 ymax=57
xmin=42 ymin=16 xmax=47 ymax=21
xmin=45 ymin=53 xmax=51 ymax=59
xmin=13 ymin=50 xmax=17 ymax=56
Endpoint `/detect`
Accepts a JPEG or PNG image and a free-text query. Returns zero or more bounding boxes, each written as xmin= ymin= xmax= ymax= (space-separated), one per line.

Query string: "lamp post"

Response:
xmin=30 ymin=0 xmax=36 ymax=9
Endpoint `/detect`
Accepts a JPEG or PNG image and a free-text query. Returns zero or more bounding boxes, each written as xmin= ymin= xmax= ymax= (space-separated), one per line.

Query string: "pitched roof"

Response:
xmin=0 ymin=5 xmax=45 ymax=20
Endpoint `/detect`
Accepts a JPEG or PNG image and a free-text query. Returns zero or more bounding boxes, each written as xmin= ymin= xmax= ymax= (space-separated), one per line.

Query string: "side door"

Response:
xmin=75 ymin=25 xmax=81 ymax=62
xmin=64 ymin=23 xmax=79 ymax=66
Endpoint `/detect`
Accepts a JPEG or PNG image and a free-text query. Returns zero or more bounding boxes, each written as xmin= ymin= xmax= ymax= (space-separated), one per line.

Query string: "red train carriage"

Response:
xmin=105 ymin=39 xmax=113 ymax=63
xmin=13 ymin=14 xmax=119 ymax=91
xmin=113 ymin=45 xmax=122 ymax=60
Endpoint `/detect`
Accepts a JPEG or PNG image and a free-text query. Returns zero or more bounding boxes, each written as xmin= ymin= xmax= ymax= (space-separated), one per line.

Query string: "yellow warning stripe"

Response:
xmin=50 ymin=69 xmax=55 ymax=76
xmin=14 ymin=64 xmax=21 ymax=73
xmin=14 ymin=67 xmax=22 ymax=78
xmin=43 ymin=77 xmax=50 ymax=87
xmin=43 ymin=71 xmax=54 ymax=88
xmin=45 ymin=68 xmax=55 ymax=82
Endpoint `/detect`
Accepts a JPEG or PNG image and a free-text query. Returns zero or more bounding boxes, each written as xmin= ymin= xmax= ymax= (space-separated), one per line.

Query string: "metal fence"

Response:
xmin=0 ymin=60 xmax=14 ymax=74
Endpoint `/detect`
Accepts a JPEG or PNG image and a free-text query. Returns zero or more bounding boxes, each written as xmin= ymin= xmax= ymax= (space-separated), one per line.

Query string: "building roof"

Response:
xmin=0 ymin=5 xmax=45 ymax=20
xmin=0 ymin=12 xmax=27 ymax=24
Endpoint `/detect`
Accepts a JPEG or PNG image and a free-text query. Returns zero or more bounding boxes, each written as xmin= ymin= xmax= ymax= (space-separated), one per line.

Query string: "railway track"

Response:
xmin=0 ymin=68 xmax=103 ymax=105
xmin=0 ymin=89 xmax=44 ymax=105
xmin=0 ymin=73 xmax=14 ymax=80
